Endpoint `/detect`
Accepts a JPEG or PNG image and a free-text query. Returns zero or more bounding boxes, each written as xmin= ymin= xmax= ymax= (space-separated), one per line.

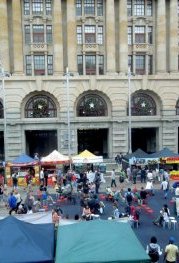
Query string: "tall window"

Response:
xmin=25 ymin=95 xmax=57 ymax=118
xmin=86 ymin=55 xmax=96 ymax=75
xmin=176 ymin=99 xmax=179 ymax=115
xmin=77 ymin=55 xmax=83 ymax=75
xmin=146 ymin=0 xmax=152 ymax=16
xmin=84 ymin=0 xmax=95 ymax=15
xmin=148 ymin=26 xmax=153 ymax=44
xmin=26 ymin=55 xmax=32 ymax=75
xmin=99 ymin=55 xmax=104 ymax=75
xmin=134 ymin=0 xmax=145 ymax=16
xmin=85 ymin=26 xmax=96 ymax=43
xmin=136 ymin=54 xmax=145 ymax=75
xmin=34 ymin=55 xmax=45 ymax=75
xmin=148 ymin=55 xmax=153 ymax=75
xmin=127 ymin=0 xmax=132 ymax=16
xmin=46 ymin=25 xmax=52 ymax=43
xmin=25 ymin=25 xmax=31 ymax=44
xmin=77 ymin=26 xmax=82 ymax=44
xmin=76 ymin=0 xmax=82 ymax=16
xmin=97 ymin=26 xmax=103 ymax=44
xmin=0 ymin=102 xmax=3 ymax=119
xmin=77 ymin=94 xmax=107 ymax=117
xmin=45 ymin=0 xmax=52 ymax=15
xmin=128 ymin=26 xmax=133 ymax=45
xmin=128 ymin=55 xmax=133 ymax=72
xmin=33 ymin=25 xmax=44 ymax=42
xmin=131 ymin=93 xmax=156 ymax=116
xmin=135 ymin=26 xmax=145 ymax=43
xmin=47 ymin=55 xmax=53 ymax=75
xmin=32 ymin=0 xmax=43 ymax=15
xmin=97 ymin=0 xmax=103 ymax=16
xmin=24 ymin=0 xmax=30 ymax=15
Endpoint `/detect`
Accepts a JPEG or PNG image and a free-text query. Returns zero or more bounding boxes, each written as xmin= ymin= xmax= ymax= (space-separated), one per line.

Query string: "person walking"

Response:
xmin=39 ymin=167 xmax=44 ymax=185
xmin=161 ymin=179 xmax=169 ymax=199
xmin=8 ymin=191 xmax=17 ymax=215
xmin=164 ymin=237 xmax=179 ymax=263
xmin=146 ymin=236 xmax=162 ymax=263
xmin=111 ymin=169 xmax=117 ymax=188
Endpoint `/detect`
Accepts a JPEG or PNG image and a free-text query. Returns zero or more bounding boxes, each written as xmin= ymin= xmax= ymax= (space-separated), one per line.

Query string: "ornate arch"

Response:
xmin=76 ymin=93 xmax=108 ymax=117
xmin=25 ymin=94 xmax=57 ymax=118
xmin=129 ymin=92 xmax=157 ymax=116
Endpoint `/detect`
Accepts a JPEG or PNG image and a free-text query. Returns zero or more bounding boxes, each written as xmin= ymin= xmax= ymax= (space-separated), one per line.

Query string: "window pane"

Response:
xmin=47 ymin=55 xmax=53 ymax=75
xmin=32 ymin=0 xmax=43 ymax=15
xmin=148 ymin=55 xmax=153 ymax=74
xmin=24 ymin=0 xmax=30 ymax=15
xmin=26 ymin=55 xmax=32 ymax=75
xmin=148 ymin=26 xmax=153 ymax=44
xmin=136 ymin=55 xmax=145 ymax=75
xmin=33 ymin=25 xmax=44 ymax=42
xmin=46 ymin=25 xmax=52 ymax=43
xmin=134 ymin=0 xmax=145 ymax=16
xmin=76 ymin=0 xmax=82 ymax=16
xmin=34 ymin=55 xmax=45 ymax=75
xmin=46 ymin=0 xmax=52 ymax=15
xmin=128 ymin=26 xmax=132 ymax=45
xmin=147 ymin=0 xmax=152 ymax=16
xmin=135 ymin=26 xmax=145 ymax=43
xmin=86 ymin=55 xmax=96 ymax=75
xmin=84 ymin=0 xmax=95 ymax=15
xmin=131 ymin=93 xmax=156 ymax=116
xmin=128 ymin=55 xmax=133 ymax=72
xmin=99 ymin=55 xmax=104 ymax=75
xmin=97 ymin=0 xmax=103 ymax=16
xmin=77 ymin=55 xmax=83 ymax=75
xmin=97 ymin=26 xmax=103 ymax=44
xmin=77 ymin=26 xmax=82 ymax=44
xmin=85 ymin=26 xmax=96 ymax=43
xmin=127 ymin=0 xmax=132 ymax=16
xmin=25 ymin=25 xmax=31 ymax=44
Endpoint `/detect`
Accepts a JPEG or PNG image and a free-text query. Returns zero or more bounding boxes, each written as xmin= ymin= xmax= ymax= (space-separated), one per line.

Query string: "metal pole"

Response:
xmin=128 ymin=67 xmax=132 ymax=154
xmin=66 ymin=67 xmax=71 ymax=168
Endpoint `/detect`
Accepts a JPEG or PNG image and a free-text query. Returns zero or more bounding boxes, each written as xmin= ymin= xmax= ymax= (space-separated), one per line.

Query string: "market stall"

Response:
xmin=72 ymin=149 xmax=104 ymax=173
xmin=6 ymin=154 xmax=39 ymax=187
xmin=40 ymin=150 xmax=70 ymax=185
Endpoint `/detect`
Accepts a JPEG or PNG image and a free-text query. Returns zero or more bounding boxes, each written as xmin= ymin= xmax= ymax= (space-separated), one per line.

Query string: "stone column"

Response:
xmin=0 ymin=0 xmax=10 ymax=71
xmin=156 ymin=0 xmax=166 ymax=73
xmin=119 ymin=0 xmax=128 ymax=74
xmin=67 ymin=0 xmax=77 ymax=73
xmin=106 ymin=0 xmax=116 ymax=73
xmin=53 ymin=0 xmax=63 ymax=74
xmin=169 ymin=0 xmax=178 ymax=73
xmin=12 ymin=0 xmax=24 ymax=74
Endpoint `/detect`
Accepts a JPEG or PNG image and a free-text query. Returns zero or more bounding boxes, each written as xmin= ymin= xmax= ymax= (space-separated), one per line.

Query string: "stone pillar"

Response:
xmin=53 ymin=0 xmax=63 ymax=74
xmin=169 ymin=0 xmax=178 ymax=73
xmin=156 ymin=0 xmax=166 ymax=73
xmin=12 ymin=0 xmax=24 ymax=74
xmin=106 ymin=0 xmax=116 ymax=73
xmin=119 ymin=0 xmax=128 ymax=74
xmin=0 ymin=0 xmax=10 ymax=71
xmin=67 ymin=0 xmax=77 ymax=73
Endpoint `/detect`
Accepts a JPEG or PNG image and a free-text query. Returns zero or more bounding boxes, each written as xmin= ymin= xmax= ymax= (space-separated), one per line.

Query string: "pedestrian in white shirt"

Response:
xmin=111 ymin=169 xmax=117 ymax=188
xmin=161 ymin=179 xmax=169 ymax=199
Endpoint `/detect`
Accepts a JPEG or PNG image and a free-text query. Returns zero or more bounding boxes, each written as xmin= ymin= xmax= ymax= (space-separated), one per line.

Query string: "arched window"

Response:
xmin=25 ymin=95 xmax=57 ymax=118
xmin=176 ymin=99 xmax=179 ymax=115
xmin=0 ymin=102 xmax=3 ymax=119
xmin=129 ymin=93 xmax=156 ymax=116
xmin=77 ymin=94 xmax=108 ymax=116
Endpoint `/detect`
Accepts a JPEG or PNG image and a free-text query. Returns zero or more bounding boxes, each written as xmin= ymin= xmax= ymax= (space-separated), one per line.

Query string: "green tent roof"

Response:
xmin=56 ymin=220 xmax=150 ymax=263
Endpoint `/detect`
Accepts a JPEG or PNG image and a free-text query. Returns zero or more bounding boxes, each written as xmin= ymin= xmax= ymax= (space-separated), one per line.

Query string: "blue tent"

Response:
xmin=149 ymin=147 xmax=179 ymax=158
xmin=9 ymin=154 xmax=38 ymax=167
xmin=0 ymin=216 xmax=55 ymax=262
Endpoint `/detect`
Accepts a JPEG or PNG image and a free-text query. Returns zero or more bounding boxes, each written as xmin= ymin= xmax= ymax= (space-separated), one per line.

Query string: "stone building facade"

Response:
xmin=0 ymin=0 xmax=179 ymax=161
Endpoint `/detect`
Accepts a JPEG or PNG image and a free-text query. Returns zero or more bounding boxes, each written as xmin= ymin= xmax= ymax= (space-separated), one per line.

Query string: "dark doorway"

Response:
xmin=0 ymin=131 xmax=4 ymax=160
xmin=132 ymin=128 xmax=157 ymax=153
xmin=25 ymin=130 xmax=57 ymax=158
xmin=77 ymin=129 xmax=108 ymax=158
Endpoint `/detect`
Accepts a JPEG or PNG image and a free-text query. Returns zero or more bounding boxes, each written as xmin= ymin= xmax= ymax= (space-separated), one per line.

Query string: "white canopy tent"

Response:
xmin=72 ymin=150 xmax=103 ymax=164
xmin=40 ymin=150 xmax=70 ymax=165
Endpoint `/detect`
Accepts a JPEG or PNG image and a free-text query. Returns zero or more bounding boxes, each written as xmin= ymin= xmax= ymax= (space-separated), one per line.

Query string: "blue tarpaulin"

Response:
xmin=9 ymin=154 xmax=38 ymax=166
xmin=0 ymin=216 xmax=55 ymax=263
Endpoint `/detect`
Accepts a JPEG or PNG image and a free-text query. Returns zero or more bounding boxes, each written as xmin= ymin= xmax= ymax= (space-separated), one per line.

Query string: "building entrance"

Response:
xmin=132 ymin=128 xmax=157 ymax=153
xmin=77 ymin=129 xmax=108 ymax=158
xmin=25 ymin=130 xmax=57 ymax=158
